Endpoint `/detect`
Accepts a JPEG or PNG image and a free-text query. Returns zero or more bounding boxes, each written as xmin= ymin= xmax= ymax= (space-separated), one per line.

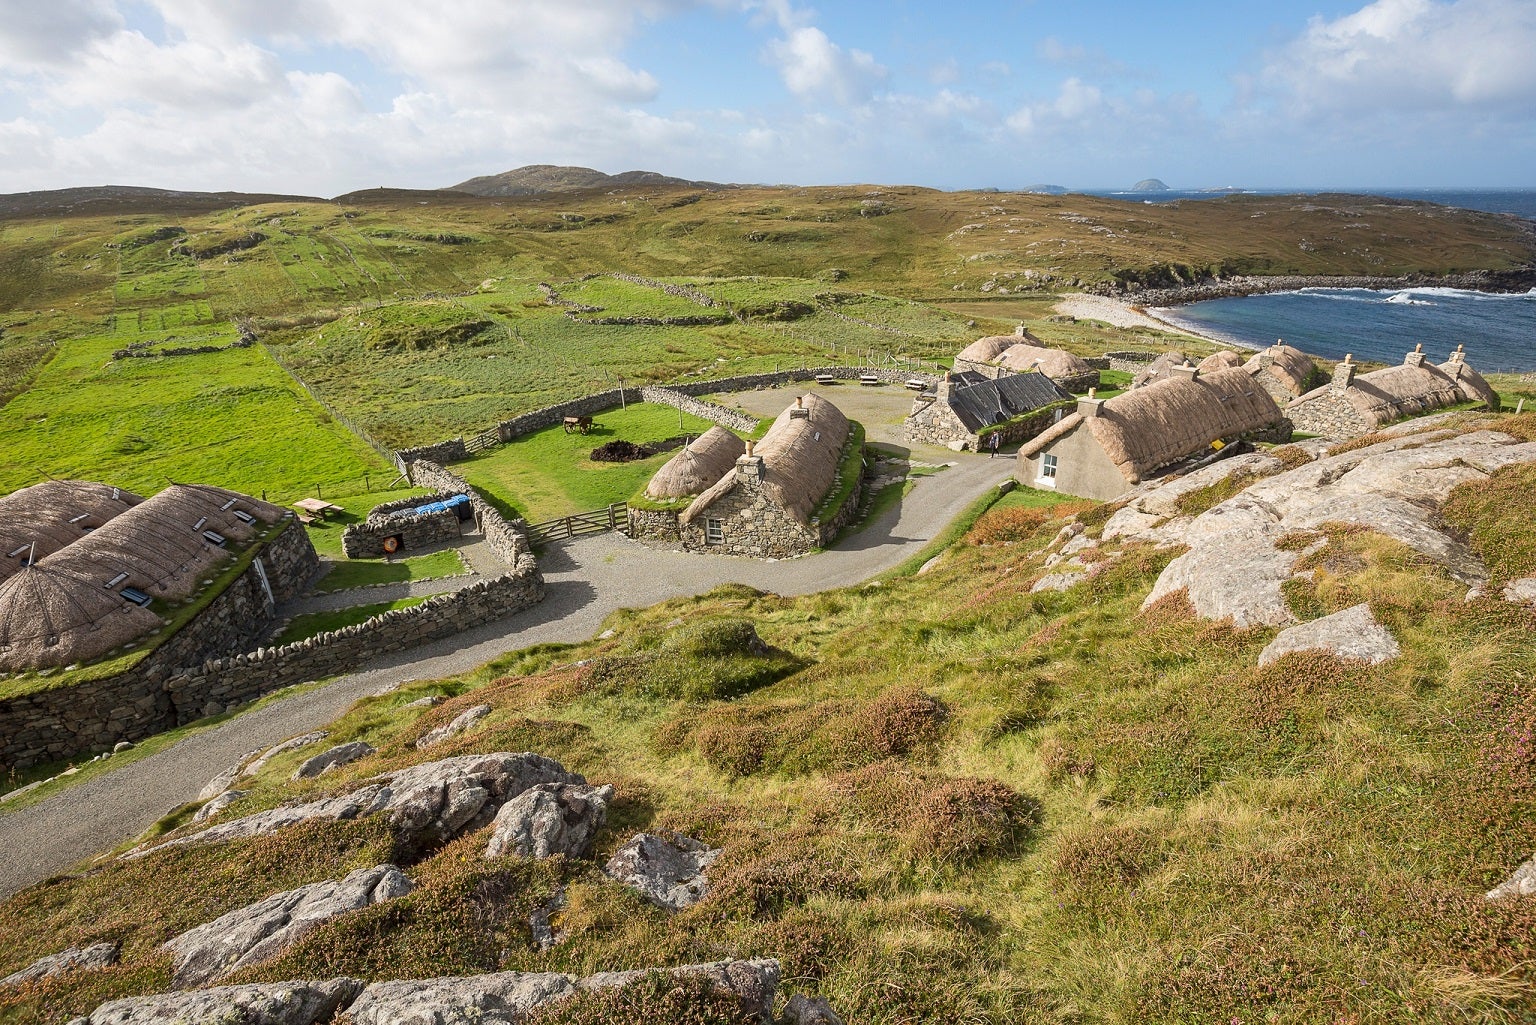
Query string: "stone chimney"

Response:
xmin=1077 ymin=387 xmax=1105 ymax=418
xmin=789 ymin=394 xmax=810 ymax=419
xmin=1448 ymin=343 xmax=1466 ymax=364
xmin=1332 ymin=354 xmax=1357 ymax=392
xmin=1014 ymin=322 xmax=1027 ymax=337
xmin=1444 ymin=344 xmax=1468 ymax=380
xmin=936 ymin=370 xmax=953 ymax=403
xmin=1170 ymin=362 xmax=1199 ymax=382
xmin=1404 ymin=342 xmax=1427 ymax=368
xmin=736 ymin=438 xmax=764 ymax=481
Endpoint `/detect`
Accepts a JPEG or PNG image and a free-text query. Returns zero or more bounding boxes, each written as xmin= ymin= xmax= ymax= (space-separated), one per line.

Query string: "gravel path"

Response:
xmin=0 ymin=451 xmax=1009 ymax=899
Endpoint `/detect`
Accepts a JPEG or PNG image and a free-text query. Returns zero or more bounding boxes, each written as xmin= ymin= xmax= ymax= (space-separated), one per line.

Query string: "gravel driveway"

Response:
xmin=0 ymin=432 xmax=1009 ymax=899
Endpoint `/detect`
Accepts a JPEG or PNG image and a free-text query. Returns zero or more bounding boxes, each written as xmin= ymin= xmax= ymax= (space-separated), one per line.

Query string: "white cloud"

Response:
xmin=1263 ymin=0 xmax=1536 ymax=113
xmin=765 ymin=25 xmax=885 ymax=103
xmin=0 ymin=0 xmax=121 ymax=67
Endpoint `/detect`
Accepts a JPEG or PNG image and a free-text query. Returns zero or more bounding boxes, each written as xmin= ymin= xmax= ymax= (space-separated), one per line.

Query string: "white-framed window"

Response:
xmin=1037 ymin=452 xmax=1059 ymax=486
xmin=705 ymin=518 xmax=725 ymax=544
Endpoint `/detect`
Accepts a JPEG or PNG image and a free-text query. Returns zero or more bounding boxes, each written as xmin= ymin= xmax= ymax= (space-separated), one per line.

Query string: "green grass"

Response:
xmin=300 ymin=488 xmax=427 ymax=559
xmin=810 ymin=421 xmax=866 ymax=525
xmin=317 ymin=549 xmax=468 ymax=591
xmin=456 ymin=403 xmax=724 ymax=522
xmin=272 ymin=597 xmax=430 ymax=647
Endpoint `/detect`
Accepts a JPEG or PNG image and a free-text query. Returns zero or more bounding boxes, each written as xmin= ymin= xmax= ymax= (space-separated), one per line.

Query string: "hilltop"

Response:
xmin=449 ymin=165 xmax=734 ymax=197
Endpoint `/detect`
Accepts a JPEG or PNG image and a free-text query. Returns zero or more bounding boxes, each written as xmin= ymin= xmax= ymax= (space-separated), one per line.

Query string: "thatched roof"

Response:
xmin=0 ymin=481 xmax=284 ymax=670
xmin=645 ymin=426 xmax=745 ymax=499
xmin=1023 ymin=366 xmax=1286 ymax=482
xmin=1288 ymin=359 xmax=1480 ymax=428
xmin=1198 ymin=351 xmax=1244 ymax=372
xmin=0 ymin=481 xmax=143 ymax=586
xmin=942 ymin=370 xmax=1072 ymax=432
xmin=1444 ymin=359 xmax=1499 ymax=408
xmin=0 ymin=563 xmax=161 ymax=670
xmin=1131 ymin=351 xmax=1190 ymax=389
xmin=1245 ymin=343 xmax=1315 ymax=398
xmin=956 ymin=335 xmax=1017 ymax=364
xmin=683 ymin=394 xmax=851 ymax=527
xmin=995 ymin=344 xmax=1095 ymax=382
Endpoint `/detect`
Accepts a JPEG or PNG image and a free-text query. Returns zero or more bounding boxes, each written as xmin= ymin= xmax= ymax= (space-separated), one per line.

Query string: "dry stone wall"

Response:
xmin=342 ymin=494 xmax=465 ymax=559
xmin=405 ymin=460 xmax=528 ymax=565
xmin=639 ymin=386 xmax=759 ymax=433
xmin=1286 ymin=392 xmax=1371 ymax=439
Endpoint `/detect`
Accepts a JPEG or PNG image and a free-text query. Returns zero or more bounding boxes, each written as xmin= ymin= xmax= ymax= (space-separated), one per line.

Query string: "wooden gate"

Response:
xmin=525 ymin=503 xmax=628 ymax=545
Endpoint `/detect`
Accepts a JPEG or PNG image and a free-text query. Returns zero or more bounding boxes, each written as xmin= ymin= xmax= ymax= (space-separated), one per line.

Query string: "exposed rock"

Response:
xmin=292 ymin=741 xmax=375 ymax=780
xmin=1258 ymin=604 xmax=1400 ymax=666
xmin=1486 ymin=855 xmax=1536 ymax=902
xmin=192 ymin=789 xmax=248 ymax=823
xmin=604 ymin=832 xmax=721 ymax=910
xmin=131 ymin=753 xmax=584 ymax=858
xmin=344 ymin=959 xmax=780 ymax=1025
xmin=1031 ymin=570 xmax=1086 ymax=593
xmin=403 ymin=695 xmax=444 ymax=709
xmin=782 ymin=994 xmax=846 ymax=1025
xmin=65 ymin=978 xmax=362 ymax=1025
xmin=112 ymin=741 xmax=133 ymax=754
xmin=243 ymin=732 xmax=329 ymax=777
xmin=485 ymin=782 xmax=614 ymax=860
xmin=199 ymin=758 xmax=252 ymax=802
xmin=164 ymin=865 xmax=414 ymax=988
xmin=2 ymin=942 xmax=118 ymax=987
xmin=1504 ymin=578 xmax=1536 ymax=606
xmin=1141 ymin=431 xmax=1536 ymax=625
xmin=416 ymin=704 xmax=492 ymax=750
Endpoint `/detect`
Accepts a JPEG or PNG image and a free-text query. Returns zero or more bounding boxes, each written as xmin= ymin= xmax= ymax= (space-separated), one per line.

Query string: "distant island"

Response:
xmin=1130 ymin=178 xmax=1171 ymax=192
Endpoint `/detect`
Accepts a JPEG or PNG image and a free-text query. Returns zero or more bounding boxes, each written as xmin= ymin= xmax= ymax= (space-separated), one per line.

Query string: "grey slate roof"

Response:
xmin=946 ymin=371 xmax=1072 ymax=432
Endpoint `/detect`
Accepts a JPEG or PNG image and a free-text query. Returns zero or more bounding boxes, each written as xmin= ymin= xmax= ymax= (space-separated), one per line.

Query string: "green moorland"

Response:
xmin=4 ymin=416 xmax=1536 ymax=1022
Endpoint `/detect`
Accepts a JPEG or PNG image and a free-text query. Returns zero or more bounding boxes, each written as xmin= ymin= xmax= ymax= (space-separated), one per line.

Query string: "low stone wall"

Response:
xmin=627 ymin=506 xmax=683 ymax=544
xmin=0 ymin=519 xmax=320 ymax=772
xmin=639 ymin=386 xmax=759 ymax=433
xmin=341 ymin=493 xmax=465 ymax=559
xmin=1100 ymin=351 xmax=1161 ymax=375
xmin=493 ymin=390 xmax=641 ymax=444
xmin=164 ymin=555 xmax=544 ymax=724
xmin=396 ymin=437 xmax=468 ymax=466
xmin=406 ymin=460 xmax=529 ymax=566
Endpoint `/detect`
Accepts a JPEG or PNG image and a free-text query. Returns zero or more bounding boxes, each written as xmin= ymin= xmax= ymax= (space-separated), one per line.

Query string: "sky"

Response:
xmin=0 ymin=0 xmax=1532 ymax=196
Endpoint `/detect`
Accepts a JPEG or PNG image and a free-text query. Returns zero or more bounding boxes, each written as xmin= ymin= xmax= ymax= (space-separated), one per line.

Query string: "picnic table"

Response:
xmin=814 ymin=373 xmax=837 ymax=385
xmin=293 ymin=497 xmax=344 ymax=523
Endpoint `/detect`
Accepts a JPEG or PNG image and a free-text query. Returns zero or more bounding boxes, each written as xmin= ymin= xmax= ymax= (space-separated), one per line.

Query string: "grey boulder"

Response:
xmin=782 ymin=994 xmax=846 ymax=1025
xmin=1504 ymin=578 xmax=1536 ymax=606
xmin=603 ymin=832 xmax=721 ymax=911
xmin=2 ymin=942 xmax=118 ymax=987
xmin=485 ymin=783 xmax=614 ymax=860
xmin=64 ymin=979 xmax=362 ymax=1025
xmin=243 ymin=732 xmax=329 ymax=778
xmin=345 ymin=959 xmax=780 ymax=1025
xmin=416 ymin=704 xmax=492 ymax=750
xmin=292 ymin=741 xmax=375 ymax=780
xmin=132 ymin=753 xmax=585 ymax=859
xmin=192 ymin=789 xmax=248 ymax=823
xmin=1487 ymin=855 xmax=1536 ymax=902
xmin=163 ymin=865 xmax=414 ymax=988
xmin=1257 ymin=603 xmax=1400 ymax=666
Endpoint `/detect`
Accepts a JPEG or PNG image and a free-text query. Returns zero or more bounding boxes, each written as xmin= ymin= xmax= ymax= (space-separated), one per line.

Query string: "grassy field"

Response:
xmin=455 ymin=403 xmax=725 ymax=522
xmin=6 ymin=417 xmax=1535 ymax=1022
xmin=316 ymin=549 xmax=467 ymax=592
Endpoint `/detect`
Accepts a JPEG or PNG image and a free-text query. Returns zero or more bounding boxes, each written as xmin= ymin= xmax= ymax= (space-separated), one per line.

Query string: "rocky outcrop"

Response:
xmin=2 ymin=943 xmax=118 ymax=987
xmin=245 ymin=732 xmax=329 ymax=778
xmin=344 ymin=959 xmax=780 ymax=1025
xmin=132 ymin=753 xmax=584 ymax=858
xmin=415 ymin=704 xmax=491 ymax=750
xmin=782 ymin=994 xmax=847 ymax=1025
xmin=604 ymin=832 xmax=721 ymax=911
xmin=1487 ymin=856 xmax=1536 ymax=902
xmin=1258 ymin=604 xmax=1400 ymax=666
xmin=65 ymin=978 xmax=363 ymax=1025
xmin=192 ymin=789 xmax=248 ymax=823
xmin=485 ymin=782 xmax=614 ymax=860
xmin=1504 ymin=578 xmax=1536 ymax=606
xmin=163 ymin=865 xmax=414 ymax=987
xmin=292 ymin=741 xmax=374 ymax=780
xmin=1136 ymin=430 xmax=1536 ymax=627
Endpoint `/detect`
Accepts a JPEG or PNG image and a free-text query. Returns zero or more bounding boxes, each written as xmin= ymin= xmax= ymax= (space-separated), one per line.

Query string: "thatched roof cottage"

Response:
xmin=905 ymin=370 xmax=1072 ymax=450
xmin=954 ymin=332 xmax=1099 ymax=393
xmin=0 ymin=482 xmax=294 ymax=671
xmin=1130 ymin=350 xmax=1190 ymax=389
xmin=644 ymin=426 xmax=746 ymax=501
xmin=642 ymin=395 xmax=862 ymax=559
xmin=1244 ymin=343 xmax=1318 ymax=403
xmin=1018 ymin=365 xmax=1292 ymax=501
xmin=1285 ymin=344 xmax=1498 ymax=438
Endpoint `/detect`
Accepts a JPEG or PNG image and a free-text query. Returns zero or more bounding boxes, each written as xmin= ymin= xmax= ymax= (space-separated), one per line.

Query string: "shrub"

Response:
xmin=846 ymin=686 xmax=949 ymax=761
xmin=522 ymin=970 xmax=767 ymax=1025
xmin=824 ymin=762 xmax=1037 ymax=864
xmin=579 ymin=619 xmax=803 ymax=703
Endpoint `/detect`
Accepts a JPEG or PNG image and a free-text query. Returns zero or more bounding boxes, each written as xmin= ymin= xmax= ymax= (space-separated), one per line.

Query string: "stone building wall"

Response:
xmin=1286 ymin=392 xmax=1371 ymax=438
xmin=341 ymin=502 xmax=464 ymax=559
xmin=405 ymin=460 xmax=529 ymax=566
xmin=626 ymin=506 xmax=684 ymax=544
xmin=673 ymin=449 xmax=867 ymax=559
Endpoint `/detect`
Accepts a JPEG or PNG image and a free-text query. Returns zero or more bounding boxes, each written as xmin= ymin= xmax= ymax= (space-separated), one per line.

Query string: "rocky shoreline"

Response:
xmin=1095 ymin=267 xmax=1536 ymax=307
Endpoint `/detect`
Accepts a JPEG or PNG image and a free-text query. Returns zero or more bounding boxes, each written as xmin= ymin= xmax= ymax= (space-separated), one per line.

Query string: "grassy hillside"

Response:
xmin=5 ymin=421 xmax=1536 ymax=1022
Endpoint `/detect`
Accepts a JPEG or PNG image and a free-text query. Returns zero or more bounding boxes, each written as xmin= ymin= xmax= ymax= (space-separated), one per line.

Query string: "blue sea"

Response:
xmin=1082 ymin=187 xmax=1536 ymax=372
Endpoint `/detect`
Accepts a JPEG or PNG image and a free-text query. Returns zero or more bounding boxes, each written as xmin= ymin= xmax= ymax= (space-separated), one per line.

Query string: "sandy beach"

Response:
xmin=1052 ymin=293 xmax=1232 ymax=345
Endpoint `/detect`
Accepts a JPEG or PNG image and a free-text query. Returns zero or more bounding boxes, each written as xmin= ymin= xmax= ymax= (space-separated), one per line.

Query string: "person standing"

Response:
xmin=988 ymin=432 xmax=1001 ymax=458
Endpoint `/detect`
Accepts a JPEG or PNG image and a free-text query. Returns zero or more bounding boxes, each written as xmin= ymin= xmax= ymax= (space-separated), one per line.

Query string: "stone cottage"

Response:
xmin=1243 ymin=343 xmax=1318 ymax=404
xmin=953 ymin=331 xmax=1099 ymax=392
xmin=0 ymin=481 xmax=308 ymax=671
xmin=1018 ymin=364 xmax=1293 ymax=501
xmin=905 ymin=370 xmax=1073 ymax=450
xmin=660 ymin=394 xmax=862 ymax=559
xmin=1285 ymin=344 xmax=1499 ymax=439
xmin=627 ymin=426 xmax=746 ymax=543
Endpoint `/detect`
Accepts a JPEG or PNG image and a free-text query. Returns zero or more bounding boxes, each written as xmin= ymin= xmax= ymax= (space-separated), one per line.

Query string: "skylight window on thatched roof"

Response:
xmin=105 ymin=572 xmax=128 ymax=588
xmin=192 ymin=517 xmax=207 ymax=531
xmin=7 ymin=545 xmax=27 ymax=558
xmin=202 ymin=530 xmax=227 ymax=546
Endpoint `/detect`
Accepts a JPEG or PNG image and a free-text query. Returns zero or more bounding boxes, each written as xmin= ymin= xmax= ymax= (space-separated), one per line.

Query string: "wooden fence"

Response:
xmin=525 ymin=503 xmax=629 ymax=546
